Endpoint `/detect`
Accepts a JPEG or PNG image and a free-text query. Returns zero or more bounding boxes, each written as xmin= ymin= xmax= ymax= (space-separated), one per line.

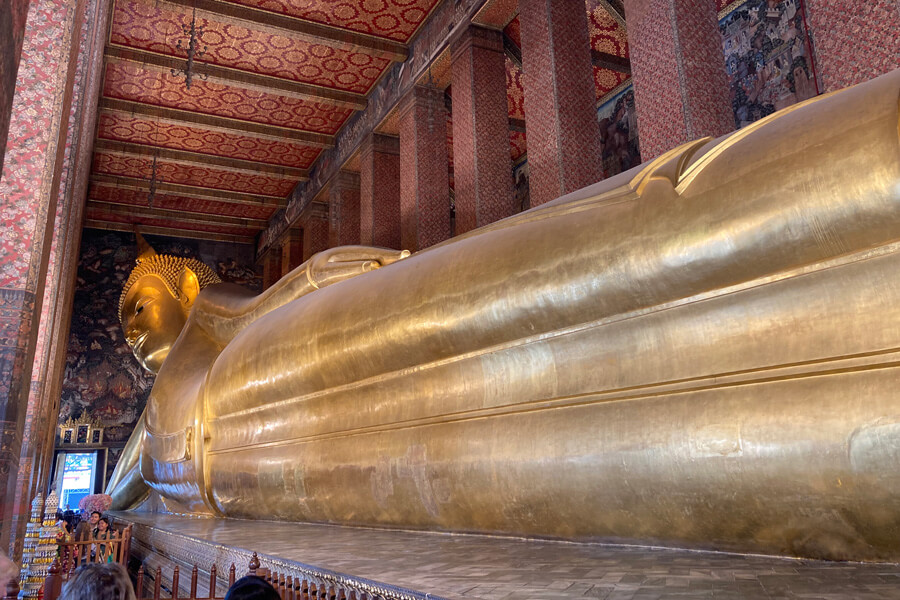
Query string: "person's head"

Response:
xmin=89 ymin=511 xmax=101 ymax=526
xmin=223 ymin=575 xmax=280 ymax=600
xmin=96 ymin=517 xmax=110 ymax=533
xmin=118 ymin=236 xmax=221 ymax=373
xmin=60 ymin=563 xmax=135 ymax=600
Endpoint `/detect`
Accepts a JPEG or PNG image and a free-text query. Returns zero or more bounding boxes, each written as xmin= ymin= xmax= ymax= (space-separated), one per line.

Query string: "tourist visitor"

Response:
xmin=59 ymin=563 xmax=135 ymax=600
xmin=223 ymin=575 xmax=280 ymax=600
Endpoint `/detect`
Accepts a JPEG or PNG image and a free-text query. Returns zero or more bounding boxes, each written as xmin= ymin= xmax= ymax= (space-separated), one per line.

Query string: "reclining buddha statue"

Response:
xmin=108 ymin=69 xmax=900 ymax=561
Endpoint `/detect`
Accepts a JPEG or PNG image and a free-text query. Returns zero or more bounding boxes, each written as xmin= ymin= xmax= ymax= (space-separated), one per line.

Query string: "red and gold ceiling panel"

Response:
xmin=587 ymin=0 xmax=629 ymax=58
xmin=103 ymin=61 xmax=353 ymax=133
xmin=97 ymin=111 xmax=322 ymax=169
xmin=506 ymin=58 xmax=524 ymax=120
xmin=223 ymin=0 xmax=441 ymax=42
xmin=593 ymin=67 xmax=629 ymax=100
xmin=93 ymin=151 xmax=296 ymax=197
xmin=111 ymin=0 xmax=392 ymax=94
xmin=84 ymin=208 xmax=259 ymax=238
xmin=509 ymin=130 xmax=526 ymax=162
xmin=473 ymin=0 xmax=519 ymax=29
xmin=88 ymin=184 xmax=277 ymax=220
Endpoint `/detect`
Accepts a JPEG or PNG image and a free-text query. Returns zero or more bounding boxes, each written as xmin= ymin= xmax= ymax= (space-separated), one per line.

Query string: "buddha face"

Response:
xmin=121 ymin=274 xmax=189 ymax=373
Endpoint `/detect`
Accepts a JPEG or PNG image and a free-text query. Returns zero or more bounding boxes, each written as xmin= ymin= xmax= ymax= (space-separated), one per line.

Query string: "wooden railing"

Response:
xmin=30 ymin=552 xmax=387 ymax=600
xmin=59 ymin=524 xmax=133 ymax=570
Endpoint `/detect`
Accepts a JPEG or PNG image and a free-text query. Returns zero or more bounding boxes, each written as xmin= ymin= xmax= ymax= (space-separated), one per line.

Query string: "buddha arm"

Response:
xmin=191 ymin=246 xmax=409 ymax=346
xmin=106 ymin=411 xmax=149 ymax=509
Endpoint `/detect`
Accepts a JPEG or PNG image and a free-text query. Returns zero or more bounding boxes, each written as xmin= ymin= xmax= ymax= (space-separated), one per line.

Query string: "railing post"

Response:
xmin=153 ymin=566 xmax=162 ymax=600
xmin=190 ymin=564 xmax=198 ymax=599
xmin=228 ymin=564 xmax=236 ymax=588
xmin=172 ymin=565 xmax=180 ymax=600
xmin=136 ymin=565 xmax=145 ymax=600
xmin=208 ymin=564 xmax=217 ymax=600
xmin=43 ymin=557 xmax=64 ymax=600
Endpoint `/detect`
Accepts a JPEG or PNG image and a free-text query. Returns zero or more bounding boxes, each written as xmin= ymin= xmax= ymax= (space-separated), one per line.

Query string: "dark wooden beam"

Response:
xmin=99 ymin=98 xmax=335 ymax=148
xmin=591 ymin=49 xmax=631 ymax=74
xmin=503 ymin=32 xmax=522 ymax=68
xmin=90 ymin=174 xmax=286 ymax=207
xmin=106 ymin=45 xmax=366 ymax=110
xmin=87 ymin=199 xmax=268 ymax=227
xmin=161 ymin=0 xmax=408 ymax=62
xmin=508 ymin=118 xmax=526 ymax=133
xmin=93 ymin=139 xmax=308 ymax=179
xmin=84 ymin=219 xmax=256 ymax=244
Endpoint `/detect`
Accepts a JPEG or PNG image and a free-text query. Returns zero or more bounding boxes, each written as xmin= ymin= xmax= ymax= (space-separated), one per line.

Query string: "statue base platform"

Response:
xmin=109 ymin=512 xmax=900 ymax=599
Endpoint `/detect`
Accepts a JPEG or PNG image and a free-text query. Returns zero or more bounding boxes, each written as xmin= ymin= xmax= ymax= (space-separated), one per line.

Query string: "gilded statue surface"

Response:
xmin=108 ymin=70 xmax=900 ymax=561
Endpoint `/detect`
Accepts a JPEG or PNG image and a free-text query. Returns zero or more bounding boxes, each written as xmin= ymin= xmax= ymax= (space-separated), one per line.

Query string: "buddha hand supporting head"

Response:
xmin=119 ymin=237 xmax=221 ymax=373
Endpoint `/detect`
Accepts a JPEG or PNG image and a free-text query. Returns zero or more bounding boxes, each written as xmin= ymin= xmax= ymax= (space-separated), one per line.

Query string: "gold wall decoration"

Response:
xmin=58 ymin=416 xmax=104 ymax=446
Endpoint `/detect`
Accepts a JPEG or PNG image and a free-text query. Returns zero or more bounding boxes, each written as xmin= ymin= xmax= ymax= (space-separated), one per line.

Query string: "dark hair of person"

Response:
xmin=223 ymin=575 xmax=280 ymax=600
xmin=60 ymin=563 xmax=135 ymax=600
xmin=91 ymin=511 xmax=102 ymax=518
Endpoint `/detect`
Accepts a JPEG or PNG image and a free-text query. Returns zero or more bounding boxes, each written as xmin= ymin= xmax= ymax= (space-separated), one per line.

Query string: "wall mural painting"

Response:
xmin=60 ymin=229 xmax=261 ymax=465
xmin=720 ymin=0 xmax=819 ymax=129
xmin=513 ymin=159 xmax=530 ymax=213
xmin=597 ymin=83 xmax=641 ymax=179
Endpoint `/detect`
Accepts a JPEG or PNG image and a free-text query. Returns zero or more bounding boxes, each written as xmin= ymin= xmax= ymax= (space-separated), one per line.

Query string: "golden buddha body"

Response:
xmin=109 ymin=70 xmax=900 ymax=561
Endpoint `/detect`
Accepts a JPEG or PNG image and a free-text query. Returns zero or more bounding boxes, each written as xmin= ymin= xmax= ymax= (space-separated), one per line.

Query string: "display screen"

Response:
xmin=59 ymin=452 xmax=96 ymax=512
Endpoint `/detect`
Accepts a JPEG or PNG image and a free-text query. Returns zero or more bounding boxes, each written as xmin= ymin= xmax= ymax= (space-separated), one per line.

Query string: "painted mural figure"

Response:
xmin=720 ymin=0 xmax=818 ymax=128
xmin=108 ymin=71 xmax=900 ymax=562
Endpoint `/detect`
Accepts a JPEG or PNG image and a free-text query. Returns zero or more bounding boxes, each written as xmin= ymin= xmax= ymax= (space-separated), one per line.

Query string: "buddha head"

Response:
xmin=118 ymin=234 xmax=221 ymax=373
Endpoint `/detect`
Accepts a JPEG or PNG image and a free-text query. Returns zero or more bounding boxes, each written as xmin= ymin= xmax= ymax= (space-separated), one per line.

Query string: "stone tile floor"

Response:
xmin=114 ymin=513 xmax=900 ymax=599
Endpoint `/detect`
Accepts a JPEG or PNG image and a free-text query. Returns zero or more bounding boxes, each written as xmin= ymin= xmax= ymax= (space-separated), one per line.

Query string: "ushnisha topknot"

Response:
xmin=118 ymin=251 xmax=222 ymax=326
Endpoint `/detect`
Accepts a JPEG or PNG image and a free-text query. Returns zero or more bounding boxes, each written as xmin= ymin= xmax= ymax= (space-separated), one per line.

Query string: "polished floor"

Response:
xmin=113 ymin=512 xmax=900 ymax=599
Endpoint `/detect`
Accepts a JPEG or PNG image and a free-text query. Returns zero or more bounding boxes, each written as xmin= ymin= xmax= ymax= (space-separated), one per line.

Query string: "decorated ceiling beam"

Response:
xmin=160 ymin=0 xmax=408 ymax=62
xmin=258 ymin=0 xmax=493 ymax=258
xmin=105 ymin=45 xmax=367 ymax=110
xmin=90 ymin=174 xmax=286 ymax=208
xmin=591 ymin=50 xmax=631 ymax=74
xmin=99 ymin=98 xmax=335 ymax=148
xmin=86 ymin=199 xmax=269 ymax=228
xmin=93 ymin=139 xmax=308 ymax=179
xmin=84 ymin=219 xmax=256 ymax=244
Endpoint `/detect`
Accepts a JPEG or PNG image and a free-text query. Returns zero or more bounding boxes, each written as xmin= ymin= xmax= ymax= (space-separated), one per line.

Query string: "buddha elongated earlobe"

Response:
xmin=177 ymin=267 xmax=200 ymax=309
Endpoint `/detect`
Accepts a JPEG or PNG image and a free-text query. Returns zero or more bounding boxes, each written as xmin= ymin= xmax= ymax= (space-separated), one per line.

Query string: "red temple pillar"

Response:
xmin=10 ymin=0 xmax=111 ymax=559
xmin=450 ymin=25 xmax=515 ymax=233
xmin=302 ymin=213 xmax=330 ymax=262
xmin=281 ymin=228 xmax=302 ymax=277
xmin=398 ymin=85 xmax=450 ymax=252
xmin=0 ymin=0 xmax=31 ymax=173
xmin=519 ymin=0 xmax=604 ymax=206
xmin=0 ymin=0 xmax=88 ymax=555
xmin=328 ymin=171 xmax=361 ymax=248
xmin=804 ymin=0 xmax=899 ymax=92
xmin=261 ymin=249 xmax=283 ymax=289
xmin=624 ymin=0 xmax=733 ymax=160
xmin=359 ymin=133 xmax=401 ymax=250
